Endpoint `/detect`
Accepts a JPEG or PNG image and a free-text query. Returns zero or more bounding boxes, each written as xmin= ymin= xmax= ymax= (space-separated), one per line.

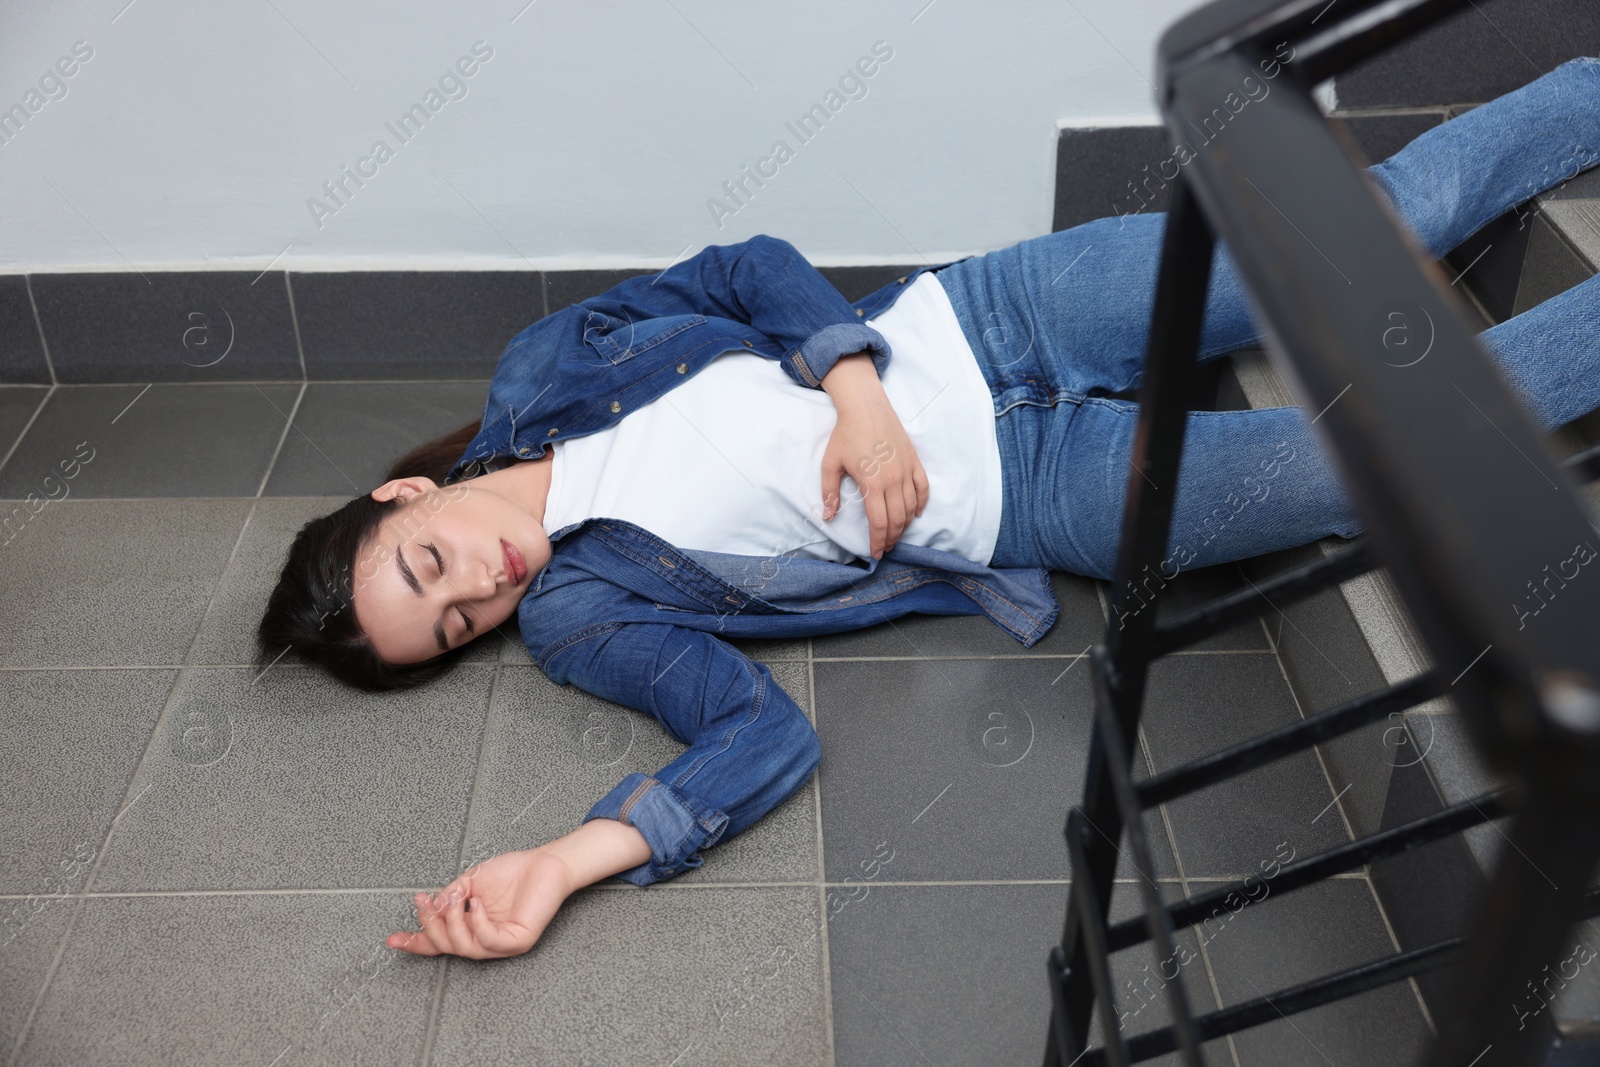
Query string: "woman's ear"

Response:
xmin=370 ymin=476 xmax=440 ymax=503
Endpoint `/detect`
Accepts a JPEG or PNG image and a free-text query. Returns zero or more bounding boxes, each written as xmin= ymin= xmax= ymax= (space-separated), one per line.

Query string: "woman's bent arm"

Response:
xmin=547 ymin=621 xmax=822 ymax=885
xmin=582 ymin=233 xmax=896 ymax=389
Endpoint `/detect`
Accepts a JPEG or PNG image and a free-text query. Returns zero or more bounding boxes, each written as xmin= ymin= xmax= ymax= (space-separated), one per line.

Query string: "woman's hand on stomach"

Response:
xmin=820 ymin=389 xmax=929 ymax=559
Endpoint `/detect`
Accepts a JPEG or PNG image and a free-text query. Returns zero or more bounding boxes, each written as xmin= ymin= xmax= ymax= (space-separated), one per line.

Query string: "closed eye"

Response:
xmin=425 ymin=542 xmax=474 ymax=637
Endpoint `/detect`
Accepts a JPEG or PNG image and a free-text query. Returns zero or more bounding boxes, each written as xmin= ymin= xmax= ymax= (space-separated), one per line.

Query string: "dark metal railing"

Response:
xmin=1042 ymin=2 xmax=1600 ymax=1066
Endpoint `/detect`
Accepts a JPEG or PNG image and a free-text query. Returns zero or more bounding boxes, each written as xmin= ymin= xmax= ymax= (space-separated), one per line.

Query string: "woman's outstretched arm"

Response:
xmin=389 ymin=621 xmax=821 ymax=960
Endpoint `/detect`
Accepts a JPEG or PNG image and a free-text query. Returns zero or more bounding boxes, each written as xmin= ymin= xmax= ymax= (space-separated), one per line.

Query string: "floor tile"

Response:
xmin=812 ymin=570 xmax=1104 ymax=658
xmin=29 ymin=270 xmax=301 ymax=383
xmin=0 ymin=499 xmax=251 ymax=668
xmin=728 ymin=635 xmax=810 ymax=662
xmin=814 ymin=657 xmax=1176 ymax=882
xmin=0 ymin=890 xmax=75 ymax=1051
xmin=1106 ymin=560 xmax=1270 ymax=652
xmin=1139 ymin=653 xmax=1351 ymax=879
xmin=430 ymin=885 xmax=828 ymax=1066
xmin=0 ymin=276 xmax=49 ymax=384
xmin=191 ymin=496 xmax=503 ymax=667
xmin=498 ymin=625 xmax=809 ymax=667
xmin=292 ymin=271 xmax=545 ymax=380
xmin=261 ymin=381 xmax=491 ymax=496
xmin=1201 ymin=878 xmax=1432 ymax=1066
xmin=0 ymin=385 xmax=48 ymax=461
xmin=829 ymin=883 xmax=1061 ymax=1067
xmin=89 ymin=665 xmax=495 ymax=891
xmin=1093 ymin=882 xmax=1232 ymax=1066
xmin=0 ymin=669 xmax=177 ymax=896
xmin=470 ymin=663 xmax=819 ymax=885
xmin=0 ymin=382 xmax=301 ymax=498
xmin=827 ymin=883 xmax=1217 ymax=1067
xmin=18 ymin=892 xmax=435 ymax=1066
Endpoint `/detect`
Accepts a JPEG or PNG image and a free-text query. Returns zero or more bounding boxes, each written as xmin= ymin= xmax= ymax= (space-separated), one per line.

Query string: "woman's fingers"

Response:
xmin=440 ymin=890 xmax=483 ymax=958
xmin=820 ymin=452 xmax=844 ymax=522
xmin=870 ymin=489 xmax=896 ymax=559
xmin=390 ymin=891 xmax=446 ymax=955
xmin=392 ymin=889 xmax=488 ymax=958
xmin=885 ymin=479 xmax=906 ymax=555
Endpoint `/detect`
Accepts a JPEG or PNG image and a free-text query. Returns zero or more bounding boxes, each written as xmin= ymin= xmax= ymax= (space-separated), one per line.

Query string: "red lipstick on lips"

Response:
xmin=502 ymin=539 xmax=528 ymax=583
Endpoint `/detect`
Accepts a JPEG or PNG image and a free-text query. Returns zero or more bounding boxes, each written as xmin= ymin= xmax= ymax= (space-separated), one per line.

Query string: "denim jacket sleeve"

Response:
xmin=578 ymin=233 xmax=892 ymax=389
xmin=540 ymin=620 xmax=822 ymax=886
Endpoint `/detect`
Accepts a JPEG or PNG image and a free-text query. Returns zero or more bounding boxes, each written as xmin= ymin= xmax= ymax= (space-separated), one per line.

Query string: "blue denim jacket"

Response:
xmin=443 ymin=234 xmax=1061 ymax=885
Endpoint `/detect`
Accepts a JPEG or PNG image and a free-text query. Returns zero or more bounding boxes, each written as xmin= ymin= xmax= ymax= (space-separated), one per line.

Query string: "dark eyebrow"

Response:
xmin=396 ymin=544 xmax=450 ymax=653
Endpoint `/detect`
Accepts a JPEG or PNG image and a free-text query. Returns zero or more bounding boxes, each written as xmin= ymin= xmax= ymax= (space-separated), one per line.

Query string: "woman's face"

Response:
xmin=351 ymin=476 xmax=552 ymax=665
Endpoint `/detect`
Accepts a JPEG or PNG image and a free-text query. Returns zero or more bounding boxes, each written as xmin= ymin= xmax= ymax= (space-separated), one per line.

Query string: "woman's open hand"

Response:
xmin=820 ymin=391 xmax=929 ymax=559
xmin=388 ymin=847 xmax=572 ymax=960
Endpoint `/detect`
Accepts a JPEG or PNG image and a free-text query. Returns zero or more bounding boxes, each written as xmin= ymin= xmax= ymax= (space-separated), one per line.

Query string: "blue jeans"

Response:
xmin=936 ymin=56 xmax=1600 ymax=581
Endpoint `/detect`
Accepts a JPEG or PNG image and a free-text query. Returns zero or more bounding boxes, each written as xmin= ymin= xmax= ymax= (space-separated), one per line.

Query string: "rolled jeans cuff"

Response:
xmin=790 ymin=322 xmax=891 ymax=387
xmin=582 ymin=773 xmax=731 ymax=887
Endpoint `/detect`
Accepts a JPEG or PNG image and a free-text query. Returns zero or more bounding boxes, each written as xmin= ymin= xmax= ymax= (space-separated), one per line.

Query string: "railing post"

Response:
xmin=1047 ymin=174 xmax=1217 ymax=1066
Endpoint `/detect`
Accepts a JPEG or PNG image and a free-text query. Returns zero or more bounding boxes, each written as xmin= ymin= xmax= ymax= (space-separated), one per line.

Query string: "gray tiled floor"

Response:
xmin=0 ymin=380 xmax=1431 ymax=1066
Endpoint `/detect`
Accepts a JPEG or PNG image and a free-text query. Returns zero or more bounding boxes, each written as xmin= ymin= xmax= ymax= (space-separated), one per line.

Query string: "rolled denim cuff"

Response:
xmin=582 ymin=773 xmax=731 ymax=887
xmin=788 ymin=322 xmax=891 ymax=388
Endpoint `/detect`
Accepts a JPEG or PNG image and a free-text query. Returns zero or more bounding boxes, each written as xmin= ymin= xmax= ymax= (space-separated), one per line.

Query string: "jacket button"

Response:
xmin=518 ymin=447 xmax=531 ymax=456
xmin=742 ymin=340 xmax=753 ymax=348
xmin=897 ymin=276 xmax=908 ymax=284
xmin=676 ymin=362 xmax=687 ymax=374
xmin=547 ymin=428 xmax=559 ymax=436
xmin=854 ymin=308 xmax=864 ymax=316
xmin=610 ymin=400 xmax=621 ymax=413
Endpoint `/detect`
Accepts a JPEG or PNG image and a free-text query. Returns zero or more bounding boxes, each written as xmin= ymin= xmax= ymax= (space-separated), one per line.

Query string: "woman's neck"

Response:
xmin=476 ymin=449 xmax=554 ymax=527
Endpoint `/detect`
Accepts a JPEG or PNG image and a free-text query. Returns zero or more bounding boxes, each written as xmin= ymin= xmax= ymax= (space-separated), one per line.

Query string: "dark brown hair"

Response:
xmin=254 ymin=419 xmax=486 ymax=691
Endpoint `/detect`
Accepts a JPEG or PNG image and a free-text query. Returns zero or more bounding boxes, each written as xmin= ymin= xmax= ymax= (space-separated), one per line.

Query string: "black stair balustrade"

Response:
xmin=1041 ymin=2 xmax=1600 ymax=1066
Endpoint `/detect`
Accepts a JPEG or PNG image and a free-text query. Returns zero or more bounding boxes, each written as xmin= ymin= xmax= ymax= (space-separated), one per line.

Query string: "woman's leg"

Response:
xmin=988 ymin=266 xmax=1600 ymax=581
xmin=941 ymin=56 xmax=1600 ymax=400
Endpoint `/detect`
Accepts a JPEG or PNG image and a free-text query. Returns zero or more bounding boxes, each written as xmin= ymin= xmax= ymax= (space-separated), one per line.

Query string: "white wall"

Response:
xmin=0 ymin=0 xmax=1200 ymax=272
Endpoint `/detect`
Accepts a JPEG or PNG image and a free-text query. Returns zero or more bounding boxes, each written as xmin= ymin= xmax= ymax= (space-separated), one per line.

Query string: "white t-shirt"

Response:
xmin=542 ymin=272 xmax=1004 ymax=566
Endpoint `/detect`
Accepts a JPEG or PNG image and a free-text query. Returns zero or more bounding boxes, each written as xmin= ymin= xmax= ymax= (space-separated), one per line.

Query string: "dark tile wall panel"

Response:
xmin=0 ymin=275 xmax=50 ymax=384
xmin=1334 ymin=0 xmax=1600 ymax=109
xmin=291 ymin=271 xmax=544 ymax=380
xmin=1054 ymin=126 xmax=1174 ymax=233
xmin=1330 ymin=111 xmax=1447 ymax=166
xmin=29 ymin=271 xmax=301 ymax=384
xmin=1052 ymin=113 xmax=1446 ymax=235
xmin=543 ymin=269 xmax=652 ymax=314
